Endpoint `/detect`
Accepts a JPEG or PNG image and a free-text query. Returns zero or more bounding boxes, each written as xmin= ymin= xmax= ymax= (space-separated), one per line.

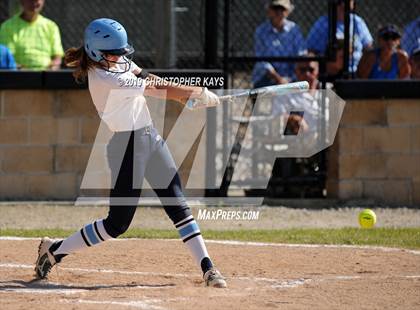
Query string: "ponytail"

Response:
xmin=64 ymin=46 xmax=96 ymax=83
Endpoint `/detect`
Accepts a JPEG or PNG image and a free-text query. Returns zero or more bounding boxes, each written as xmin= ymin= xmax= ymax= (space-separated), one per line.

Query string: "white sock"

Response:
xmin=175 ymin=216 xmax=210 ymax=267
xmin=53 ymin=219 xmax=112 ymax=255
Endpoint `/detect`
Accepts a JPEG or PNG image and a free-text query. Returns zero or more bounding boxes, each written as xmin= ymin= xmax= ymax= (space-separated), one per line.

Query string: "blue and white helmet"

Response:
xmin=84 ymin=18 xmax=134 ymax=63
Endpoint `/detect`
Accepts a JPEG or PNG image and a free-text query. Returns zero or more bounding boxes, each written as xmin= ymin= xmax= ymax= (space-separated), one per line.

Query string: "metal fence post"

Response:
xmin=343 ymin=0 xmax=351 ymax=79
xmin=0 ymin=0 xmax=10 ymax=22
xmin=204 ymin=0 xmax=218 ymax=69
xmin=220 ymin=0 xmax=230 ymax=196
xmin=154 ymin=0 xmax=177 ymax=68
xmin=204 ymin=0 xmax=219 ymax=196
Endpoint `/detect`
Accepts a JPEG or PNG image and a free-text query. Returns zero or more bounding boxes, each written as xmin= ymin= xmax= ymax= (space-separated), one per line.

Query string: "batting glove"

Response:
xmin=186 ymin=87 xmax=220 ymax=110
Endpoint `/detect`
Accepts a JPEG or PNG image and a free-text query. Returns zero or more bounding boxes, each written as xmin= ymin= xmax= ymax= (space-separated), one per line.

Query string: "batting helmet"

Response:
xmin=84 ymin=18 xmax=134 ymax=63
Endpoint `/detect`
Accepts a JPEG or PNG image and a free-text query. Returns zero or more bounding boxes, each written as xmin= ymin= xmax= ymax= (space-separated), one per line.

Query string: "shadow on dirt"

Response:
xmin=0 ymin=279 xmax=176 ymax=290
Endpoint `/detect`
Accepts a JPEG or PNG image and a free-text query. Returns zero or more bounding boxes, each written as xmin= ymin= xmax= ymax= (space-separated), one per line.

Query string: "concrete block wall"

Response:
xmin=327 ymin=99 xmax=420 ymax=205
xmin=1 ymin=90 xmax=418 ymax=204
xmin=0 ymin=89 xmax=206 ymax=200
xmin=0 ymin=90 xmax=99 ymax=199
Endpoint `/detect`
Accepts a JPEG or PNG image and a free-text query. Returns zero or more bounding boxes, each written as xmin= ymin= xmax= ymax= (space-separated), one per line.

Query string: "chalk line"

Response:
xmin=60 ymin=298 xmax=167 ymax=310
xmin=0 ymin=262 xmax=192 ymax=278
xmin=0 ymin=288 xmax=85 ymax=295
xmin=1 ymin=236 xmax=418 ymax=255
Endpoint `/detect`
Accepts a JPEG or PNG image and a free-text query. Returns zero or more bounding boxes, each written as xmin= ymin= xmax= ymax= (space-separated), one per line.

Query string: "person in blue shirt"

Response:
xmin=401 ymin=17 xmax=420 ymax=57
xmin=0 ymin=44 xmax=16 ymax=69
xmin=252 ymin=0 xmax=306 ymax=88
xmin=410 ymin=47 xmax=420 ymax=79
xmin=357 ymin=25 xmax=410 ymax=80
xmin=401 ymin=17 xmax=420 ymax=80
xmin=306 ymin=0 xmax=373 ymax=74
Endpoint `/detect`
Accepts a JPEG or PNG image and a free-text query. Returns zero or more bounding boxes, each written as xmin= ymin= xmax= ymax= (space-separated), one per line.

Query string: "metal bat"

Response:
xmin=186 ymin=81 xmax=309 ymax=109
xmin=218 ymin=81 xmax=310 ymax=102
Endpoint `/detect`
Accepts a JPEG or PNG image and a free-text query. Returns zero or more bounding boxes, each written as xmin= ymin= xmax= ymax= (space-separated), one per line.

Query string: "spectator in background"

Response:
xmin=325 ymin=37 xmax=350 ymax=81
xmin=272 ymin=53 xmax=321 ymax=135
xmin=401 ymin=17 xmax=420 ymax=57
xmin=252 ymin=0 xmax=306 ymax=88
xmin=0 ymin=0 xmax=63 ymax=70
xmin=0 ymin=44 xmax=16 ymax=69
xmin=294 ymin=54 xmax=320 ymax=90
xmin=401 ymin=17 xmax=420 ymax=80
xmin=357 ymin=25 xmax=410 ymax=79
xmin=267 ymin=54 xmax=323 ymax=197
xmin=410 ymin=47 xmax=420 ymax=79
xmin=306 ymin=0 xmax=373 ymax=75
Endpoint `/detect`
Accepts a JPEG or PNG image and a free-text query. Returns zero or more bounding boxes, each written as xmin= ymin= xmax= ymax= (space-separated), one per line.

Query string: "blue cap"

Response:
xmin=378 ymin=24 xmax=401 ymax=39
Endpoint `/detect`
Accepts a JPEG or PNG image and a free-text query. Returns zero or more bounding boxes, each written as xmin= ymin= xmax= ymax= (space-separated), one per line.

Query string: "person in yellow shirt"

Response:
xmin=0 ymin=0 xmax=64 ymax=70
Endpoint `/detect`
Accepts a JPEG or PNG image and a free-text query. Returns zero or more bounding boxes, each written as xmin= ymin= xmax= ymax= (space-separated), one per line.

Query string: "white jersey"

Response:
xmin=88 ymin=61 xmax=152 ymax=132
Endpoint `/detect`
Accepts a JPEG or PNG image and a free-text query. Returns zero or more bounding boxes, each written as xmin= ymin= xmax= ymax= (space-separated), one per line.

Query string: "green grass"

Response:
xmin=1 ymin=228 xmax=420 ymax=250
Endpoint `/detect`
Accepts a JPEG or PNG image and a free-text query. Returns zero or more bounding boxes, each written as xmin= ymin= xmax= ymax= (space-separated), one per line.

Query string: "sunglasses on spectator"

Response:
xmin=298 ymin=67 xmax=316 ymax=73
xmin=270 ymin=5 xmax=286 ymax=12
xmin=380 ymin=33 xmax=400 ymax=41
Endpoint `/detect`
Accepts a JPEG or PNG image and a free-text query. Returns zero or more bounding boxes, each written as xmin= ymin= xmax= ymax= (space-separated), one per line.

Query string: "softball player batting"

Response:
xmin=34 ymin=18 xmax=226 ymax=288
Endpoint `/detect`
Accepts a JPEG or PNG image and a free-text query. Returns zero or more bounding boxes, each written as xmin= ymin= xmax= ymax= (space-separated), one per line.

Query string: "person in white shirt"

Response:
xmin=34 ymin=18 xmax=226 ymax=288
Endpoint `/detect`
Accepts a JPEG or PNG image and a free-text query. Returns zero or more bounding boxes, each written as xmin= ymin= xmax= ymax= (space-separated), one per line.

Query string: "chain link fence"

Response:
xmin=225 ymin=0 xmax=331 ymax=89
xmin=41 ymin=0 xmax=205 ymax=68
xmin=228 ymin=0 xmax=328 ymax=56
xmin=226 ymin=0 xmax=418 ymax=52
xmin=357 ymin=0 xmax=418 ymax=34
xmin=220 ymin=0 xmax=419 ymax=198
xmin=1 ymin=0 xmax=417 ymax=71
xmin=0 ymin=0 xmax=208 ymax=68
xmin=0 ymin=0 xmax=8 ymax=22
xmin=225 ymin=0 xmax=419 ymax=88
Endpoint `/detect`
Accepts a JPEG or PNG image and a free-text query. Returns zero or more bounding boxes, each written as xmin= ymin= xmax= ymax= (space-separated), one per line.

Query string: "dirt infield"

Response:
xmin=0 ymin=238 xmax=419 ymax=309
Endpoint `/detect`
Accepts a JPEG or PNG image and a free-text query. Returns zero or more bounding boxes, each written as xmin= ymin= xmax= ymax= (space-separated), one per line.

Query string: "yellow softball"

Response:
xmin=358 ymin=209 xmax=377 ymax=229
